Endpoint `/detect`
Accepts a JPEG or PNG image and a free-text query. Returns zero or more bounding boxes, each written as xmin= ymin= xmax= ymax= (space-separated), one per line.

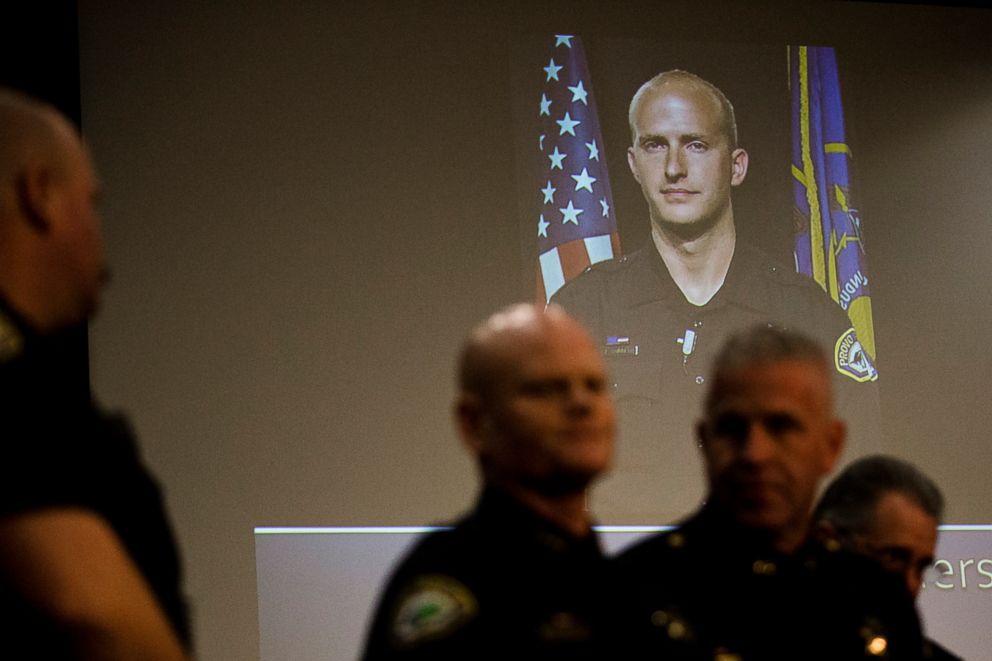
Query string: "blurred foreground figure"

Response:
xmin=362 ymin=304 xmax=619 ymax=660
xmin=618 ymin=325 xmax=922 ymax=660
xmin=0 ymin=89 xmax=190 ymax=659
xmin=815 ymin=455 xmax=962 ymax=660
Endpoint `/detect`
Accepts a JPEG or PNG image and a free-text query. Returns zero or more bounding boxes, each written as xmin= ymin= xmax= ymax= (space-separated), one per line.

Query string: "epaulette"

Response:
xmin=579 ymin=254 xmax=629 ymax=275
xmin=556 ymin=254 xmax=632 ymax=290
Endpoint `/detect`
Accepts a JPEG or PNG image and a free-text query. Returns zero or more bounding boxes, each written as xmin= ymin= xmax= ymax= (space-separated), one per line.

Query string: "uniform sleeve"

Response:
xmin=361 ymin=543 xmax=480 ymax=661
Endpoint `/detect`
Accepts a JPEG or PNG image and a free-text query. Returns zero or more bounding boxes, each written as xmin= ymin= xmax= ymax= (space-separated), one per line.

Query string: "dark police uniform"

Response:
xmin=617 ymin=504 xmax=925 ymax=661
xmin=0 ymin=299 xmax=191 ymax=654
xmin=362 ymin=487 xmax=621 ymax=660
xmin=551 ymin=241 xmax=881 ymax=523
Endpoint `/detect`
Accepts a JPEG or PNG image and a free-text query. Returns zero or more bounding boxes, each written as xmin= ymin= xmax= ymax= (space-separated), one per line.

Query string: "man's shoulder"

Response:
xmin=362 ymin=517 xmax=495 ymax=658
xmin=614 ymin=515 xmax=708 ymax=581
xmin=734 ymin=243 xmax=838 ymax=301
xmin=552 ymin=247 xmax=654 ymax=300
xmin=732 ymin=243 xmax=857 ymax=339
xmin=385 ymin=518 xmax=479 ymax=574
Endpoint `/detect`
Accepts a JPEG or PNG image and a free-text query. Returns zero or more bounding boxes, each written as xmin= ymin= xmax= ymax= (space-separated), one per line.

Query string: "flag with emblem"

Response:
xmin=790 ymin=45 xmax=877 ymax=366
xmin=533 ymin=34 xmax=620 ymax=303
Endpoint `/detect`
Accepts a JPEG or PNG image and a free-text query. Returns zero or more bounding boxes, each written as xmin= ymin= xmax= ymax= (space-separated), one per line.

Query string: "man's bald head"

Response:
xmin=0 ymin=89 xmax=75 ymax=213
xmin=628 ymin=70 xmax=738 ymax=149
xmin=458 ymin=304 xmax=579 ymax=398
xmin=456 ymin=304 xmax=615 ymax=495
xmin=0 ymin=87 xmax=105 ymax=331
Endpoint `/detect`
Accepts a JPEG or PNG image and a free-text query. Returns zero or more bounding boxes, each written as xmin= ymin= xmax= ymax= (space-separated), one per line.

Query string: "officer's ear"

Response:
xmin=814 ymin=518 xmax=837 ymax=541
xmin=455 ymin=392 xmax=485 ymax=454
xmin=627 ymin=145 xmax=641 ymax=184
xmin=15 ymin=164 xmax=60 ymax=233
xmin=730 ymin=147 xmax=748 ymax=187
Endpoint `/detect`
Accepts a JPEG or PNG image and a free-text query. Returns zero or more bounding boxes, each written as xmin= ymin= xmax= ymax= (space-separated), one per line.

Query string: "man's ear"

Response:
xmin=455 ymin=393 xmax=485 ymax=454
xmin=813 ymin=519 xmax=838 ymax=545
xmin=627 ymin=146 xmax=641 ymax=184
xmin=730 ymin=147 xmax=749 ymax=186
xmin=16 ymin=166 xmax=57 ymax=233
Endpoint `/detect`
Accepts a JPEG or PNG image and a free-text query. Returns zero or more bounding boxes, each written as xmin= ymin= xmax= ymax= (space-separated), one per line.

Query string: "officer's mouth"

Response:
xmin=660 ymin=188 xmax=698 ymax=199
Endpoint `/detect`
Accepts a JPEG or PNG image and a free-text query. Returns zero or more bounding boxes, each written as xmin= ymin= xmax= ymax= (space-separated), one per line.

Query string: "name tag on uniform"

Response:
xmin=603 ymin=335 xmax=638 ymax=357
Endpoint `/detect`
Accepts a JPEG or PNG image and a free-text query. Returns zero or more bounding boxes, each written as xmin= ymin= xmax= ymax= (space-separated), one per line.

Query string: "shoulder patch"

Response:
xmin=0 ymin=310 xmax=24 ymax=364
xmin=390 ymin=574 xmax=478 ymax=648
xmin=834 ymin=328 xmax=878 ymax=383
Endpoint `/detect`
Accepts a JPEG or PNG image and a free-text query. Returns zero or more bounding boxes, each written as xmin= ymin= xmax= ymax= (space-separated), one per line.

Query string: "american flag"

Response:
xmin=533 ymin=34 xmax=620 ymax=303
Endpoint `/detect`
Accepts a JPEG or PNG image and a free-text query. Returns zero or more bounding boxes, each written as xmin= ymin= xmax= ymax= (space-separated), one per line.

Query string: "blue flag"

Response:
xmin=533 ymin=34 xmax=620 ymax=303
xmin=791 ymin=45 xmax=878 ymax=372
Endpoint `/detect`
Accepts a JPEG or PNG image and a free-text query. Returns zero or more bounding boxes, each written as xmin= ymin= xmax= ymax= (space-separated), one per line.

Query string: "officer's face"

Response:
xmin=627 ymin=82 xmax=747 ymax=233
xmin=856 ymin=491 xmax=938 ymax=598
xmin=699 ymin=359 xmax=844 ymax=551
xmin=463 ymin=315 xmax=616 ymax=495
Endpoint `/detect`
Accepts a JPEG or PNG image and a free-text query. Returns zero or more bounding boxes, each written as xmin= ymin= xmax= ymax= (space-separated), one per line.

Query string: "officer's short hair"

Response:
xmin=0 ymin=89 xmax=68 ymax=200
xmin=705 ymin=325 xmax=829 ymax=415
xmin=458 ymin=303 xmax=568 ymax=399
xmin=628 ymin=70 xmax=738 ymax=148
xmin=814 ymin=455 xmax=945 ymax=543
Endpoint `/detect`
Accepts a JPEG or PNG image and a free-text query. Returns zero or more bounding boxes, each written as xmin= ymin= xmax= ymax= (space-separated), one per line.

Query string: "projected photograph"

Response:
xmin=511 ymin=35 xmax=881 ymax=522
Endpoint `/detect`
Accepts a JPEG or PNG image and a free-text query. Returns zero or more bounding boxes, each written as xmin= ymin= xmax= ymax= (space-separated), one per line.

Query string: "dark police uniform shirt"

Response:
xmin=552 ymin=241 xmax=881 ymax=523
xmin=362 ymin=487 xmax=622 ymax=660
xmin=616 ymin=504 xmax=925 ymax=661
xmin=0 ymin=299 xmax=190 ymax=654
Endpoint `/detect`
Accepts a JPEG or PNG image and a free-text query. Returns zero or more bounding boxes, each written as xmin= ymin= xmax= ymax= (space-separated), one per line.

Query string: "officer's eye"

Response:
xmin=763 ymin=413 xmax=800 ymax=436
xmin=875 ymin=548 xmax=912 ymax=573
xmin=711 ymin=413 xmax=749 ymax=441
xmin=520 ymin=381 xmax=556 ymax=397
xmin=686 ymin=141 xmax=708 ymax=153
xmin=584 ymin=376 xmax=606 ymax=395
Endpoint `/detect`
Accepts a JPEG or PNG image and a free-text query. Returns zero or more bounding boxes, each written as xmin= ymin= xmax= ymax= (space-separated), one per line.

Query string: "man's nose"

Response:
xmin=565 ymin=384 xmax=596 ymax=413
xmin=665 ymin=147 xmax=687 ymax=180
xmin=741 ymin=423 xmax=776 ymax=463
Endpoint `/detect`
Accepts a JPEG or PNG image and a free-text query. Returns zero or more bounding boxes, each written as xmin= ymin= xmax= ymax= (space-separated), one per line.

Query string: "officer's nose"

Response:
xmin=565 ymin=384 xmax=595 ymax=415
xmin=665 ymin=147 xmax=687 ymax=181
xmin=741 ymin=422 xmax=776 ymax=464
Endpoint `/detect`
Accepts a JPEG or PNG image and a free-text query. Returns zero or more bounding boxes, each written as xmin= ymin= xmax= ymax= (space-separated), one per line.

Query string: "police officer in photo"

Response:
xmin=552 ymin=70 xmax=880 ymax=522
xmin=815 ymin=455 xmax=962 ymax=660
xmin=617 ymin=325 xmax=920 ymax=660
xmin=0 ymin=89 xmax=190 ymax=658
xmin=362 ymin=304 xmax=620 ymax=660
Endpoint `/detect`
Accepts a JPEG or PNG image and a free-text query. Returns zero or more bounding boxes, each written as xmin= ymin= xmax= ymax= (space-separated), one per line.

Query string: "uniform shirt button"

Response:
xmin=693 ymin=320 xmax=703 ymax=328
xmin=694 ymin=376 xmax=705 ymax=385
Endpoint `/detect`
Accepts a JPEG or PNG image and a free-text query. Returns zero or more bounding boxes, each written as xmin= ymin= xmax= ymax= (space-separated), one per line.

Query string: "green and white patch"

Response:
xmin=391 ymin=574 xmax=478 ymax=648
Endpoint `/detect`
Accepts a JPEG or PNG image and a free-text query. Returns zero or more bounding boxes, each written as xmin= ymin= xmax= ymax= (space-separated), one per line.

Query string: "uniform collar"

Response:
xmin=676 ymin=502 xmax=803 ymax=565
xmin=472 ymin=486 xmax=602 ymax=556
xmin=625 ymin=238 xmax=784 ymax=314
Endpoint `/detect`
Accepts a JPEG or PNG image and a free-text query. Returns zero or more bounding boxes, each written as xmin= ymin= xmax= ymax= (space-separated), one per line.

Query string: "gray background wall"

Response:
xmin=77 ymin=2 xmax=992 ymax=659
